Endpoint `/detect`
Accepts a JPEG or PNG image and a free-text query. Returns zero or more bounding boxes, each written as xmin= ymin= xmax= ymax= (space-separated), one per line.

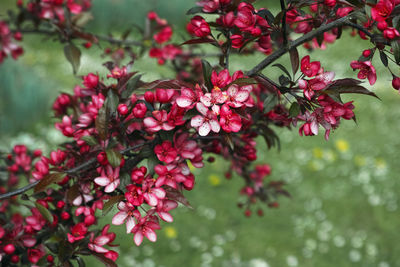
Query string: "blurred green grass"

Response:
xmin=1 ymin=1 xmax=400 ymax=267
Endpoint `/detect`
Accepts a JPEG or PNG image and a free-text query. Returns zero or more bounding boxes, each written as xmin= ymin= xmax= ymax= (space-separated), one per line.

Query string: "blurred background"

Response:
xmin=1 ymin=1 xmax=400 ymax=267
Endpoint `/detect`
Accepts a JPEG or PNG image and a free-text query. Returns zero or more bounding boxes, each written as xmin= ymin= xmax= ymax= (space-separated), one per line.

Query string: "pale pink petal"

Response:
xmin=112 ymin=211 xmax=128 ymax=225
xmin=95 ymin=236 xmax=111 ymax=246
xmin=235 ymin=90 xmax=249 ymax=102
xmin=310 ymin=121 xmax=319 ymax=135
xmin=164 ymin=200 xmax=178 ymax=211
xmin=198 ymin=122 xmax=211 ymax=136
xmin=143 ymin=117 xmax=158 ymax=127
xmin=200 ymin=95 xmax=211 ymax=107
xmin=191 ymin=115 xmax=204 ymax=127
xmin=176 ymin=96 xmax=192 ymax=108
xmin=158 ymin=211 xmax=173 ymax=222
xmin=134 ymin=232 xmax=143 ymax=246
xmin=152 ymin=188 xmax=166 ymax=199
xmin=209 ymin=119 xmax=220 ymax=133
xmin=126 ymin=216 xmax=136 ymax=233
xmin=94 ymin=177 xmax=110 ymax=187
xmin=105 ymin=179 xmax=120 ymax=193
xmin=144 ymin=228 xmax=157 ymax=242
xmin=145 ymin=193 xmax=158 ymax=206
xmin=196 ymin=102 xmax=209 ymax=116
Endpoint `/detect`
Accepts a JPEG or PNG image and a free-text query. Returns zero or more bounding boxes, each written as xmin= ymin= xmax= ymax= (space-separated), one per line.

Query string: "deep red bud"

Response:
xmin=392 ymin=76 xmax=400 ymax=90
xmin=144 ymin=91 xmax=155 ymax=103
xmin=117 ymin=104 xmax=129 ymax=115
xmin=11 ymin=255 xmax=19 ymax=263
xmin=244 ymin=209 xmax=252 ymax=217
xmin=377 ymin=21 xmax=388 ymax=31
xmin=61 ymin=211 xmax=70 ymax=220
xmin=56 ymin=200 xmax=65 ymax=209
xmin=84 ymin=215 xmax=96 ymax=226
xmin=4 ymin=244 xmax=16 ymax=254
xmin=84 ymin=42 xmax=92 ymax=49
xmin=257 ymin=209 xmax=264 ymax=217
xmin=13 ymin=32 xmax=22 ymax=41
xmin=47 ymin=255 xmax=54 ymax=263
xmin=362 ymin=49 xmax=371 ymax=57
xmin=97 ymin=152 xmax=108 ymax=165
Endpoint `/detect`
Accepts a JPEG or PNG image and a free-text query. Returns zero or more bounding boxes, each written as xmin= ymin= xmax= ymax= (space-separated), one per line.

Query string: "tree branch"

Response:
xmin=0 ymin=181 xmax=39 ymax=201
xmin=247 ymin=15 xmax=352 ymax=77
xmin=0 ymin=142 xmax=151 ymax=201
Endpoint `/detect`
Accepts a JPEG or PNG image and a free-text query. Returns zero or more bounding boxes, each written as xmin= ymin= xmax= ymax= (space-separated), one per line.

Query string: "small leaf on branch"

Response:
xmin=121 ymin=74 xmax=142 ymax=99
xmin=80 ymin=135 xmax=98 ymax=146
xmin=34 ymin=172 xmax=66 ymax=193
xmin=272 ymin=63 xmax=291 ymax=79
xmin=165 ymin=187 xmax=193 ymax=209
xmin=35 ymin=202 xmax=54 ymax=223
xmin=66 ymin=184 xmax=80 ymax=204
xmin=289 ymin=102 xmax=300 ymax=118
xmin=95 ymin=105 xmax=108 ymax=140
xmin=263 ymin=93 xmax=278 ymax=113
xmin=391 ymin=41 xmax=400 ymax=64
xmin=64 ymin=44 xmax=81 ymax=74
xmin=379 ymin=51 xmax=388 ymax=67
xmin=106 ymin=148 xmax=122 ymax=167
xmin=103 ymin=195 xmax=124 ymax=216
xmin=106 ymin=89 xmax=119 ymax=114
xmin=289 ymin=48 xmax=299 ymax=76
xmin=324 ymin=79 xmax=380 ymax=99
xmin=186 ymin=6 xmax=204 ymax=15
xmin=138 ymin=79 xmax=190 ymax=90
xmin=201 ymin=59 xmax=213 ymax=90
xmin=257 ymin=9 xmax=275 ymax=25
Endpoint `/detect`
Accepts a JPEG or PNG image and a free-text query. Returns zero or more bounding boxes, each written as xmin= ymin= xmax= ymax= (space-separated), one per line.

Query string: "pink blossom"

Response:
xmin=112 ymin=201 xmax=140 ymax=233
xmin=143 ymin=110 xmax=175 ymax=132
xmin=154 ymin=141 xmax=178 ymax=164
xmin=191 ymin=103 xmax=221 ymax=136
xmin=350 ymin=60 xmax=377 ymax=85
xmin=131 ymin=215 xmax=161 ymax=246
xmin=94 ymin=165 xmax=121 ymax=193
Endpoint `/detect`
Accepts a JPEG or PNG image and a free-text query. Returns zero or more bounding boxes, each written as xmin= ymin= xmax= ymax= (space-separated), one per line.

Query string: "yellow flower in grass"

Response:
xmin=335 ymin=139 xmax=349 ymax=152
xmin=354 ymin=155 xmax=366 ymax=166
xmin=208 ymin=174 xmax=221 ymax=186
xmin=375 ymin=158 xmax=387 ymax=169
xmin=164 ymin=226 xmax=177 ymax=239
xmin=313 ymin=148 xmax=323 ymax=159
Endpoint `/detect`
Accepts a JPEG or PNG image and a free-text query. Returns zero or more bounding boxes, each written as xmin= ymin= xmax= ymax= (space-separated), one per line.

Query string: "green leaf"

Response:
xmin=147 ymin=156 xmax=159 ymax=177
xmin=272 ymin=63 xmax=291 ymax=79
xmin=106 ymin=90 xmax=119 ymax=114
xmin=80 ymin=135 xmax=98 ymax=146
xmin=263 ymin=94 xmax=278 ymax=113
xmin=103 ymin=195 xmax=124 ymax=216
xmin=288 ymin=102 xmax=300 ymax=118
xmin=201 ymin=59 xmax=213 ymax=90
xmin=186 ymin=6 xmax=203 ymax=15
xmin=106 ymin=148 xmax=122 ymax=167
xmin=64 ymin=44 xmax=81 ymax=74
xmin=95 ymin=105 xmax=108 ymax=140
xmin=35 ymin=202 xmax=53 ymax=223
xmin=121 ymin=74 xmax=142 ymax=99
xmin=34 ymin=172 xmax=65 ymax=193
xmin=379 ymin=51 xmax=388 ymax=67
xmin=392 ymin=41 xmax=400 ymax=64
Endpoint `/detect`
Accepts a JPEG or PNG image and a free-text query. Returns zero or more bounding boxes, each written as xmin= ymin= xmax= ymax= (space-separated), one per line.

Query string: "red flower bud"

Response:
xmin=84 ymin=42 xmax=92 ymax=49
xmin=56 ymin=200 xmax=65 ymax=209
xmin=187 ymin=16 xmax=211 ymax=37
xmin=362 ymin=49 xmax=371 ymax=57
xmin=377 ymin=21 xmax=388 ymax=31
xmin=11 ymin=255 xmax=19 ymax=263
xmin=117 ymin=104 xmax=129 ymax=115
xmin=47 ymin=255 xmax=54 ymax=263
xmin=4 ymin=244 xmax=16 ymax=254
xmin=61 ymin=211 xmax=70 ymax=220
xmin=83 ymin=73 xmax=99 ymax=89
xmin=392 ymin=75 xmax=400 ymax=90
xmin=144 ymin=91 xmax=155 ymax=103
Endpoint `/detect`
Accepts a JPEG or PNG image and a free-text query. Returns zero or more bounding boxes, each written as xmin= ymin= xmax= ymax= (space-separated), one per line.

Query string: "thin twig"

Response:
xmin=0 ymin=142 xmax=151 ymax=200
xmin=0 ymin=181 xmax=39 ymax=201
xmin=247 ymin=15 xmax=352 ymax=77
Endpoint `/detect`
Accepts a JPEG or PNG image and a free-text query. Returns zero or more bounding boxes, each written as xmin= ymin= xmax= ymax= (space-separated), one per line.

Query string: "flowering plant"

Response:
xmin=1 ymin=0 xmax=400 ymax=265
